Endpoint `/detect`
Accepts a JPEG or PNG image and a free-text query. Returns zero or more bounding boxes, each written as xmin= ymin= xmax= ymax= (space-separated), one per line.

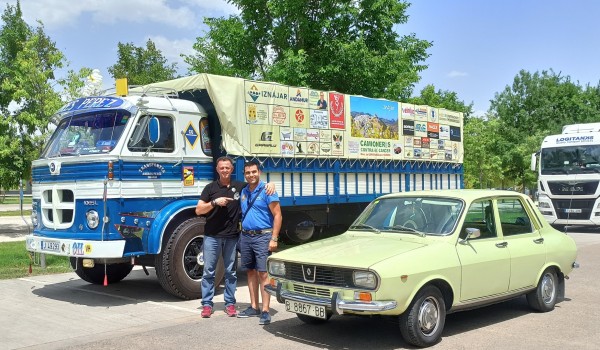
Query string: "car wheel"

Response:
xmin=155 ymin=217 xmax=224 ymax=300
xmin=399 ymin=285 xmax=446 ymax=347
xmin=526 ymin=268 xmax=558 ymax=312
xmin=70 ymin=258 xmax=133 ymax=284
xmin=296 ymin=312 xmax=332 ymax=324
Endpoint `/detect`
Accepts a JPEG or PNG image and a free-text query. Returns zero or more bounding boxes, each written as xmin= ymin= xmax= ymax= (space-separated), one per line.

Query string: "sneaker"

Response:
xmin=225 ymin=304 xmax=237 ymax=317
xmin=259 ymin=311 xmax=271 ymax=325
xmin=200 ymin=305 xmax=212 ymax=318
xmin=237 ymin=306 xmax=260 ymax=318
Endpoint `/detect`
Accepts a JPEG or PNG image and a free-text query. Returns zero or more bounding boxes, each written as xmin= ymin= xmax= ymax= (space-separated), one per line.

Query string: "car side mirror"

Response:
xmin=459 ymin=227 xmax=481 ymax=244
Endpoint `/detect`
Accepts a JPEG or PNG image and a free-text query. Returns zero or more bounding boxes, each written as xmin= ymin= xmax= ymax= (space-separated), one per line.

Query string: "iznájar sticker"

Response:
xmin=242 ymin=79 xmax=463 ymax=162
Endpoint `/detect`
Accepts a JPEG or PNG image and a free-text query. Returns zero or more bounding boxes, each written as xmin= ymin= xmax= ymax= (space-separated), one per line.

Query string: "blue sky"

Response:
xmin=7 ymin=0 xmax=600 ymax=116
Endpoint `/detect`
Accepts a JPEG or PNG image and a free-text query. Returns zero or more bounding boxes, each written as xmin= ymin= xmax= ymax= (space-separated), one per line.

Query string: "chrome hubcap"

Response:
xmin=418 ymin=296 xmax=440 ymax=335
xmin=541 ymin=273 xmax=556 ymax=304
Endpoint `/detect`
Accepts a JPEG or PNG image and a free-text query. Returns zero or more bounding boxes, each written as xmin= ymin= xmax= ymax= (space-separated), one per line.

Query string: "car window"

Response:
xmin=497 ymin=198 xmax=533 ymax=236
xmin=461 ymin=199 xmax=496 ymax=239
xmin=128 ymin=115 xmax=175 ymax=153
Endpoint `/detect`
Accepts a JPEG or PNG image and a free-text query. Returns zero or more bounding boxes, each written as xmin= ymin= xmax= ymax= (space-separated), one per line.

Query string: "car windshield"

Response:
xmin=41 ymin=110 xmax=130 ymax=158
xmin=350 ymin=196 xmax=464 ymax=236
xmin=541 ymin=145 xmax=600 ymax=175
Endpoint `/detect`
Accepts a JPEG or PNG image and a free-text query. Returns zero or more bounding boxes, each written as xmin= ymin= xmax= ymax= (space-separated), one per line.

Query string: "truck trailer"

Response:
xmin=25 ymin=74 xmax=464 ymax=299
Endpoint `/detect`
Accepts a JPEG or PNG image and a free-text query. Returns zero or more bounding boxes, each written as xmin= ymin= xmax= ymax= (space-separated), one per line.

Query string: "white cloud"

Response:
xmin=148 ymin=35 xmax=195 ymax=70
xmin=11 ymin=0 xmax=204 ymax=29
xmin=447 ymin=70 xmax=468 ymax=78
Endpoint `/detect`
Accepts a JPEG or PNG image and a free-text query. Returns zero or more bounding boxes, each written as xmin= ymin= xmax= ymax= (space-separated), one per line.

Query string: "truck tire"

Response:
xmin=69 ymin=257 xmax=133 ymax=284
xmin=282 ymin=213 xmax=315 ymax=244
xmin=155 ymin=217 xmax=224 ymax=300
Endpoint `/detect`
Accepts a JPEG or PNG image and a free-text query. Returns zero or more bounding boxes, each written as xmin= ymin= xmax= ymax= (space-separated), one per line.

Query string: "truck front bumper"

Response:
xmin=25 ymin=235 xmax=126 ymax=258
xmin=265 ymin=281 xmax=397 ymax=315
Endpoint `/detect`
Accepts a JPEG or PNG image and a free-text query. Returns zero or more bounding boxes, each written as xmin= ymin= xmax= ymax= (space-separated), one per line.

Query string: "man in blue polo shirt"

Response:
xmin=237 ymin=160 xmax=282 ymax=325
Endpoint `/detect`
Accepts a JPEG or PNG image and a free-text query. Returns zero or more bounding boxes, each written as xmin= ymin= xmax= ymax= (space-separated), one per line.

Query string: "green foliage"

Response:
xmin=0 ymin=1 xmax=90 ymax=191
xmin=409 ymin=84 xmax=473 ymax=118
xmin=108 ymin=39 xmax=178 ymax=85
xmin=184 ymin=0 xmax=431 ymax=100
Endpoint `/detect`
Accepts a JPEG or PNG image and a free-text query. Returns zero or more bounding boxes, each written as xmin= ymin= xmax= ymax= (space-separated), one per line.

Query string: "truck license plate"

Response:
xmin=40 ymin=240 xmax=60 ymax=252
xmin=285 ymin=300 xmax=327 ymax=319
xmin=564 ymin=208 xmax=582 ymax=213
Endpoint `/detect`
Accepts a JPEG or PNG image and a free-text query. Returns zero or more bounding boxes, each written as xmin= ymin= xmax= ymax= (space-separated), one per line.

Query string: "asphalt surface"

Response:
xmin=1 ymin=204 xmax=600 ymax=349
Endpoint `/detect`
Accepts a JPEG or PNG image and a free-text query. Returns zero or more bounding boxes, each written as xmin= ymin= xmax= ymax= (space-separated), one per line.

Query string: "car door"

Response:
xmin=457 ymin=199 xmax=511 ymax=301
xmin=497 ymin=196 xmax=546 ymax=291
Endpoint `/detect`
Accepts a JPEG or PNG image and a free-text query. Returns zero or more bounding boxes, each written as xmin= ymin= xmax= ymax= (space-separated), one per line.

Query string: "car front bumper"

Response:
xmin=265 ymin=281 xmax=397 ymax=315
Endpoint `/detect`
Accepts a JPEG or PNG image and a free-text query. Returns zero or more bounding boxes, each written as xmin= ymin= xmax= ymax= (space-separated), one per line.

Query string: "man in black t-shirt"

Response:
xmin=195 ymin=156 xmax=274 ymax=318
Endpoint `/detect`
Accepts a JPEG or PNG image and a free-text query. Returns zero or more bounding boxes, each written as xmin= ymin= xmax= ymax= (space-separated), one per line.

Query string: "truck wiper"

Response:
xmin=349 ymin=224 xmax=381 ymax=234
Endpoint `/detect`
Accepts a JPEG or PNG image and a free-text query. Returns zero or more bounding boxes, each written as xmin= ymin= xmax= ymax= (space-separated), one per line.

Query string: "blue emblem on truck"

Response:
xmin=185 ymin=122 xmax=199 ymax=148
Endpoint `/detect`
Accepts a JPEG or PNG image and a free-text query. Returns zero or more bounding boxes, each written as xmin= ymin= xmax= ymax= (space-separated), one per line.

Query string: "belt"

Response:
xmin=242 ymin=229 xmax=273 ymax=235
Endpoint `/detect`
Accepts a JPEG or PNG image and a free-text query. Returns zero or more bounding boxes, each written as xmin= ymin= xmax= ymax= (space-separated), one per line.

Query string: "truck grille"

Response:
xmin=41 ymin=188 xmax=75 ymax=229
xmin=551 ymin=199 xmax=593 ymax=220
xmin=547 ymin=181 xmax=598 ymax=195
xmin=285 ymin=263 xmax=356 ymax=288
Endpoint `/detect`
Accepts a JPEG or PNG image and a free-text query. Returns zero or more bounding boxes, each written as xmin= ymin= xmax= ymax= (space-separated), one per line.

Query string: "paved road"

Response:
xmin=1 ymin=230 xmax=599 ymax=349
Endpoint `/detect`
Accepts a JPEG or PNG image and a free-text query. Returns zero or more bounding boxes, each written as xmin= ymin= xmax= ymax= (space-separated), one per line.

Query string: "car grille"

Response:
xmin=285 ymin=262 xmax=355 ymax=288
xmin=551 ymin=199 xmax=593 ymax=220
xmin=547 ymin=181 xmax=598 ymax=195
xmin=41 ymin=188 xmax=75 ymax=229
xmin=292 ymin=284 xmax=331 ymax=297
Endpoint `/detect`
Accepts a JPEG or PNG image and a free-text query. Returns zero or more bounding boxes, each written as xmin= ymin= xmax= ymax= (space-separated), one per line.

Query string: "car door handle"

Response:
xmin=495 ymin=242 xmax=508 ymax=248
xmin=533 ymin=238 xmax=544 ymax=244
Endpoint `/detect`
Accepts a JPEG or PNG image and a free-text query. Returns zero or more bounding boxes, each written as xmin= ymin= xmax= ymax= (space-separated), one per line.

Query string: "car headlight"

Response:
xmin=353 ymin=271 xmax=377 ymax=289
xmin=86 ymin=210 xmax=100 ymax=229
xmin=268 ymin=260 xmax=286 ymax=276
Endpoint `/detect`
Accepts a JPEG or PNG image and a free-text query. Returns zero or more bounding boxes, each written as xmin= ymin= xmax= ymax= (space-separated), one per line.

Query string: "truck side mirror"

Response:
xmin=530 ymin=153 xmax=537 ymax=171
xmin=148 ymin=117 xmax=160 ymax=145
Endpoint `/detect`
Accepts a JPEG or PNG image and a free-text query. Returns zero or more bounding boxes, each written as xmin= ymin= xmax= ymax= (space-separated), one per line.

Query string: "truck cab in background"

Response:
xmin=531 ymin=123 xmax=600 ymax=229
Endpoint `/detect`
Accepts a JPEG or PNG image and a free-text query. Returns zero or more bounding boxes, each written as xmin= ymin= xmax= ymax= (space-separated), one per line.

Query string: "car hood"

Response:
xmin=274 ymin=232 xmax=427 ymax=268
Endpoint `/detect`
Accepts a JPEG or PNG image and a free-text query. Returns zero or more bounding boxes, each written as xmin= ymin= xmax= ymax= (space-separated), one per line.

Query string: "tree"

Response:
xmin=489 ymin=69 xmax=600 ymax=191
xmin=409 ymin=84 xmax=473 ymax=118
xmin=108 ymin=39 xmax=178 ymax=85
xmin=184 ymin=0 xmax=431 ymax=101
xmin=0 ymin=1 xmax=89 ymax=190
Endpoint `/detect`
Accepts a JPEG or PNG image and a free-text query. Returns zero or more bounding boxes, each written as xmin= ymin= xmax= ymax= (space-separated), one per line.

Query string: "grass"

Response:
xmin=0 ymin=196 xmax=32 ymax=205
xmin=0 ymin=210 xmax=31 ymax=217
xmin=0 ymin=241 xmax=72 ymax=279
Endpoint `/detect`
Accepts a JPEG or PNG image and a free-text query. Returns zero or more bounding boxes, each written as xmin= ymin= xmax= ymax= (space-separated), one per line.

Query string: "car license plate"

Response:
xmin=285 ymin=300 xmax=327 ymax=319
xmin=564 ymin=208 xmax=582 ymax=213
xmin=40 ymin=240 xmax=60 ymax=252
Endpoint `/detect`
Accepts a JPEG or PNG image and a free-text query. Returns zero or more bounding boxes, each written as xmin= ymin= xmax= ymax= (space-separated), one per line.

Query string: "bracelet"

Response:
xmin=211 ymin=200 xmax=216 ymax=207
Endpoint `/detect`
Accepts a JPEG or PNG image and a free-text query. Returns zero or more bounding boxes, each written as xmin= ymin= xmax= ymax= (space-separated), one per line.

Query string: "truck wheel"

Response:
xmin=155 ymin=217 xmax=225 ymax=300
xmin=399 ymin=285 xmax=446 ymax=347
xmin=69 ymin=258 xmax=133 ymax=284
xmin=282 ymin=213 xmax=315 ymax=243
xmin=526 ymin=268 xmax=558 ymax=312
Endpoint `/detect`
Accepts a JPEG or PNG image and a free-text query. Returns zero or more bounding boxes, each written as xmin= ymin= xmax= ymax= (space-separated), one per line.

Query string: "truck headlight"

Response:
xmin=31 ymin=210 xmax=38 ymax=227
xmin=353 ymin=271 xmax=377 ymax=289
xmin=86 ymin=210 xmax=100 ymax=229
xmin=268 ymin=260 xmax=286 ymax=277
xmin=539 ymin=202 xmax=551 ymax=209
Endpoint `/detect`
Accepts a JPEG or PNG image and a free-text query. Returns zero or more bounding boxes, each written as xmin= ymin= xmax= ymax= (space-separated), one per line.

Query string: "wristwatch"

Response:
xmin=271 ymin=236 xmax=279 ymax=242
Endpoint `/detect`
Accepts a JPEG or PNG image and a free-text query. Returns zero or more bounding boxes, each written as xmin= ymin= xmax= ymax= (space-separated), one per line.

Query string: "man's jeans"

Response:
xmin=201 ymin=235 xmax=238 ymax=307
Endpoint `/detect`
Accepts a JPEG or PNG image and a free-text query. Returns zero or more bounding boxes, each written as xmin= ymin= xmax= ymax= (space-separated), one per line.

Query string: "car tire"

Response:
xmin=399 ymin=285 xmax=446 ymax=347
xmin=526 ymin=268 xmax=558 ymax=312
xmin=155 ymin=217 xmax=225 ymax=300
xmin=296 ymin=312 xmax=332 ymax=324
xmin=70 ymin=258 xmax=133 ymax=284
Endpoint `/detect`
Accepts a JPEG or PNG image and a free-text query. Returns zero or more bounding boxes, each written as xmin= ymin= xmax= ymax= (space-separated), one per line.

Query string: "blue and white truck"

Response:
xmin=25 ymin=74 xmax=464 ymax=299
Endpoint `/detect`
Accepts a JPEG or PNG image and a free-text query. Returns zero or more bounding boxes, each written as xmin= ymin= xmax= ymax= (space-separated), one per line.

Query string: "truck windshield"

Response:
xmin=41 ymin=110 xmax=130 ymax=158
xmin=541 ymin=145 xmax=600 ymax=175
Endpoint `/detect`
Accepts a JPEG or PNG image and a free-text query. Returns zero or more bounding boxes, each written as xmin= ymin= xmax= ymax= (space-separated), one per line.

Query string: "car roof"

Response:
xmin=378 ymin=189 xmax=528 ymax=201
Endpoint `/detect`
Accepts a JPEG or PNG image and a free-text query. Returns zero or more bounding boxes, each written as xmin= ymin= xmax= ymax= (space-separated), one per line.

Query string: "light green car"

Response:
xmin=266 ymin=190 xmax=578 ymax=348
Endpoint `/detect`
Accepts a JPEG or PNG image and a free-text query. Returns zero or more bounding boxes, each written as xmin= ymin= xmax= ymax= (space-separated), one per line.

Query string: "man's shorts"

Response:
xmin=239 ymin=232 xmax=271 ymax=272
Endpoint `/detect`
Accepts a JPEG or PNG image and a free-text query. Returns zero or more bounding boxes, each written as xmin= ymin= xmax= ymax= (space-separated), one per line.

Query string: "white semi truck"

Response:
xmin=531 ymin=123 xmax=600 ymax=228
xmin=25 ymin=74 xmax=464 ymax=299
